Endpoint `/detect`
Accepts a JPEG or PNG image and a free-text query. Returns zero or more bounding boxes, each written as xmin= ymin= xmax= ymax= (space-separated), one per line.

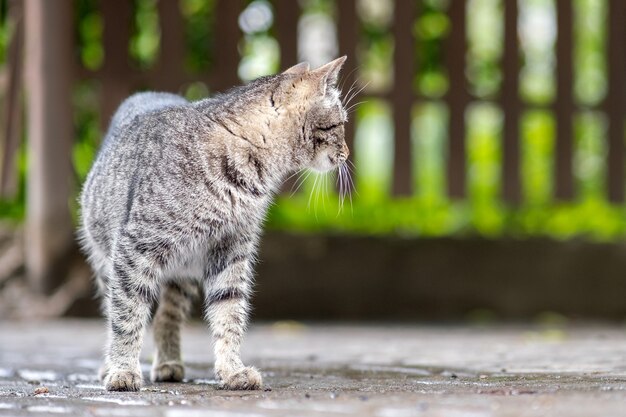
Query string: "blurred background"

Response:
xmin=1 ymin=0 xmax=626 ymax=322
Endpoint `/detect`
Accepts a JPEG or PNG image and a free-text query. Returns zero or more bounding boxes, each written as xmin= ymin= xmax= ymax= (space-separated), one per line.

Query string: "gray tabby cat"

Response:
xmin=79 ymin=57 xmax=349 ymax=391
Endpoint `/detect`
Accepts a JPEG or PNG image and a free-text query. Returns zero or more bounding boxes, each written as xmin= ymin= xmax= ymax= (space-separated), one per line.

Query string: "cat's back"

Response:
xmin=82 ymin=91 xmax=190 ymax=198
xmin=79 ymin=92 xmax=193 ymax=257
xmin=105 ymin=92 xmax=189 ymax=146
xmin=115 ymin=92 xmax=188 ymax=124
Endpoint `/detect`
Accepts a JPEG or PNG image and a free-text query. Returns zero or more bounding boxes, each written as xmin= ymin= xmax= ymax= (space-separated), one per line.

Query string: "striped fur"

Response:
xmin=79 ymin=58 xmax=348 ymax=391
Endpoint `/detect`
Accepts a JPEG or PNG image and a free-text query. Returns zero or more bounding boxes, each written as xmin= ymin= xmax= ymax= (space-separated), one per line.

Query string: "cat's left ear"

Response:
xmin=310 ymin=56 xmax=347 ymax=95
xmin=283 ymin=62 xmax=310 ymax=74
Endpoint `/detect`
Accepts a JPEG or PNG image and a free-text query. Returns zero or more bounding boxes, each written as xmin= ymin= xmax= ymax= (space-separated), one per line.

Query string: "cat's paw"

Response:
xmin=104 ymin=368 xmax=143 ymax=391
xmin=151 ymin=362 xmax=184 ymax=383
xmin=218 ymin=366 xmax=263 ymax=390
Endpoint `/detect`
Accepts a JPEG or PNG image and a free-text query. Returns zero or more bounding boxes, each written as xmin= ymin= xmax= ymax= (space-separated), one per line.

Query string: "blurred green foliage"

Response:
xmin=130 ymin=0 xmax=161 ymax=68
xmin=0 ymin=0 xmax=9 ymax=64
xmin=181 ymin=0 xmax=216 ymax=73
xmin=77 ymin=0 xmax=104 ymax=70
xmin=0 ymin=0 xmax=625 ymax=241
xmin=414 ymin=0 xmax=449 ymax=98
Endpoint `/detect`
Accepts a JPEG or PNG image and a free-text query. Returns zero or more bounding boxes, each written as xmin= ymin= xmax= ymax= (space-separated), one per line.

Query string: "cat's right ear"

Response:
xmin=283 ymin=62 xmax=310 ymax=75
xmin=307 ymin=56 xmax=347 ymax=96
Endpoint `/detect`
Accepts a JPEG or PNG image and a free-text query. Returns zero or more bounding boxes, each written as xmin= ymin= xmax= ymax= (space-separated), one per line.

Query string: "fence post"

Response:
xmin=1 ymin=0 xmax=24 ymax=199
xmin=24 ymin=0 xmax=75 ymax=293
xmin=501 ymin=0 xmax=521 ymax=204
xmin=554 ymin=0 xmax=574 ymax=200
xmin=391 ymin=0 xmax=417 ymax=196
xmin=605 ymin=1 xmax=626 ymax=203
xmin=337 ymin=0 xmax=358 ymax=157
xmin=214 ymin=0 xmax=243 ymax=91
xmin=274 ymin=0 xmax=299 ymax=68
xmin=100 ymin=0 xmax=133 ymax=127
xmin=155 ymin=0 xmax=186 ymax=91
xmin=444 ymin=0 xmax=469 ymax=199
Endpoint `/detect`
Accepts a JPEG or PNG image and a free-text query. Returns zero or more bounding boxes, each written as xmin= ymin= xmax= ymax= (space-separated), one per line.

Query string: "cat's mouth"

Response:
xmin=329 ymin=152 xmax=348 ymax=166
xmin=310 ymin=149 xmax=346 ymax=172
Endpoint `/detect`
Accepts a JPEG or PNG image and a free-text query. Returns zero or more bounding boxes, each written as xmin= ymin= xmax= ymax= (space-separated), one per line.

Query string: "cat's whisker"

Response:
xmin=338 ymin=159 xmax=359 ymax=195
xmin=290 ymin=169 xmax=307 ymax=185
xmin=335 ymin=167 xmax=341 ymax=212
xmin=346 ymin=161 xmax=356 ymax=174
xmin=346 ymin=100 xmax=368 ymax=115
xmin=337 ymin=164 xmax=346 ymax=215
xmin=341 ymin=77 xmax=360 ymax=106
xmin=316 ymin=173 xmax=324 ymax=220
xmin=333 ymin=170 xmax=342 ymax=215
xmin=285 ymin=169 xmax=305 ymax=193
xmin=348 ymin=191 xmax=354 ymax=216
xmin=340 ymin=161 xmax=356 ymax=213
xmin=321 ymin=173 xmax=327 ymax=213
xmin=345 ymin=164 xmax=358 ymax=198
xmin=326 ymin=173 xmax=331 ymax=213
xmin=314 ymin=173 xmax=323 ymax=219
xmin=284 ymin=168 xmax=303 ymax=184
xmin=344 ymin=81 xmax=370 ymax=108
xmin=338 ymin=69 xmax=352 ymax=92
xmin=339 ymin=163 xmax=346 ymax=212
xmin=319 ymin=175 xmax=323 ymax=214
xmin=339 ymin=67 xmax=360 ymax=98
xmin=307 ymin=173 xmax=319 ymax=213
xmin=339 ymin=163 xmax=346 ymax=202
xmin=290 ymin=170 xmax=311 ymax=196
xmin=338 ymin=166 xmax=343 ymax=196
xmin=343 ymin=78 xmax=362 ymax=105
xmin=347 ymin=170 xmax=354 ymax=215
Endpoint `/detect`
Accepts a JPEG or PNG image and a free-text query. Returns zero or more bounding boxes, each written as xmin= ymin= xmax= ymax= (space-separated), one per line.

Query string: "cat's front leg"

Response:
xmin=204 ymin=247 xmax=262 ymax=390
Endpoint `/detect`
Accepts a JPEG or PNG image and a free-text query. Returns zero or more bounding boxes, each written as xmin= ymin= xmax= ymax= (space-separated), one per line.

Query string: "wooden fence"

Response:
xmin=1 ymin=0 xmax=626 ymax=292
xmin=5 ymin=0 xmax=626 ymax=201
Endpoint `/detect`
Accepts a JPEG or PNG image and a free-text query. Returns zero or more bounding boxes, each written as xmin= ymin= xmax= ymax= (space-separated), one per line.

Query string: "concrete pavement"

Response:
xmin=1 ymin=320 xmax=626 ymax=416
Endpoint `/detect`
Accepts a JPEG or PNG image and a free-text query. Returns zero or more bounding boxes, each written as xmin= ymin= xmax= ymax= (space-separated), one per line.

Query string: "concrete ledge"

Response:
xmin=253 ymin=233 xmax=626 ymax=320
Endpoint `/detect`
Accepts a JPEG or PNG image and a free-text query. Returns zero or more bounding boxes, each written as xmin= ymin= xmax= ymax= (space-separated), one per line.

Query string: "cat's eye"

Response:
xmin=317 ymin=123 xmax=342 ymax=132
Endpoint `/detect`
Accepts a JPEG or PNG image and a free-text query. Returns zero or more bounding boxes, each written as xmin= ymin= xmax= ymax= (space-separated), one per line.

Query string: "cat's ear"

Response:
xmin=277 ymin=57 xmax=346 ymax=101
xmin=283 ymin=62 xmax=310 ymax=75
xmin=310 ymin=56 xmax=347 ymax=94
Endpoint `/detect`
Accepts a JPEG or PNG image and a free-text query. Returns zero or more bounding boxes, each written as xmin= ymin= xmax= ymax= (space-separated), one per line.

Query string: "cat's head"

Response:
xmin=270 ymin=57 xmax=349 ymax=173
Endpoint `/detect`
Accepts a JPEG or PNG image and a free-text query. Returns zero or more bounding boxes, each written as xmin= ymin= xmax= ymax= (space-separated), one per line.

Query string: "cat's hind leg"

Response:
xmin=151 ymin=280 xmax=199 ymax=382
xmin=103 ymin=254 xmax=158 ymax=391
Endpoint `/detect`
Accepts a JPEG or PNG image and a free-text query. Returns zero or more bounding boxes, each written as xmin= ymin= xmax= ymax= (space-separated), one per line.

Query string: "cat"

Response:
xmin=78 ymin=57 xmax=349 ymax=391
